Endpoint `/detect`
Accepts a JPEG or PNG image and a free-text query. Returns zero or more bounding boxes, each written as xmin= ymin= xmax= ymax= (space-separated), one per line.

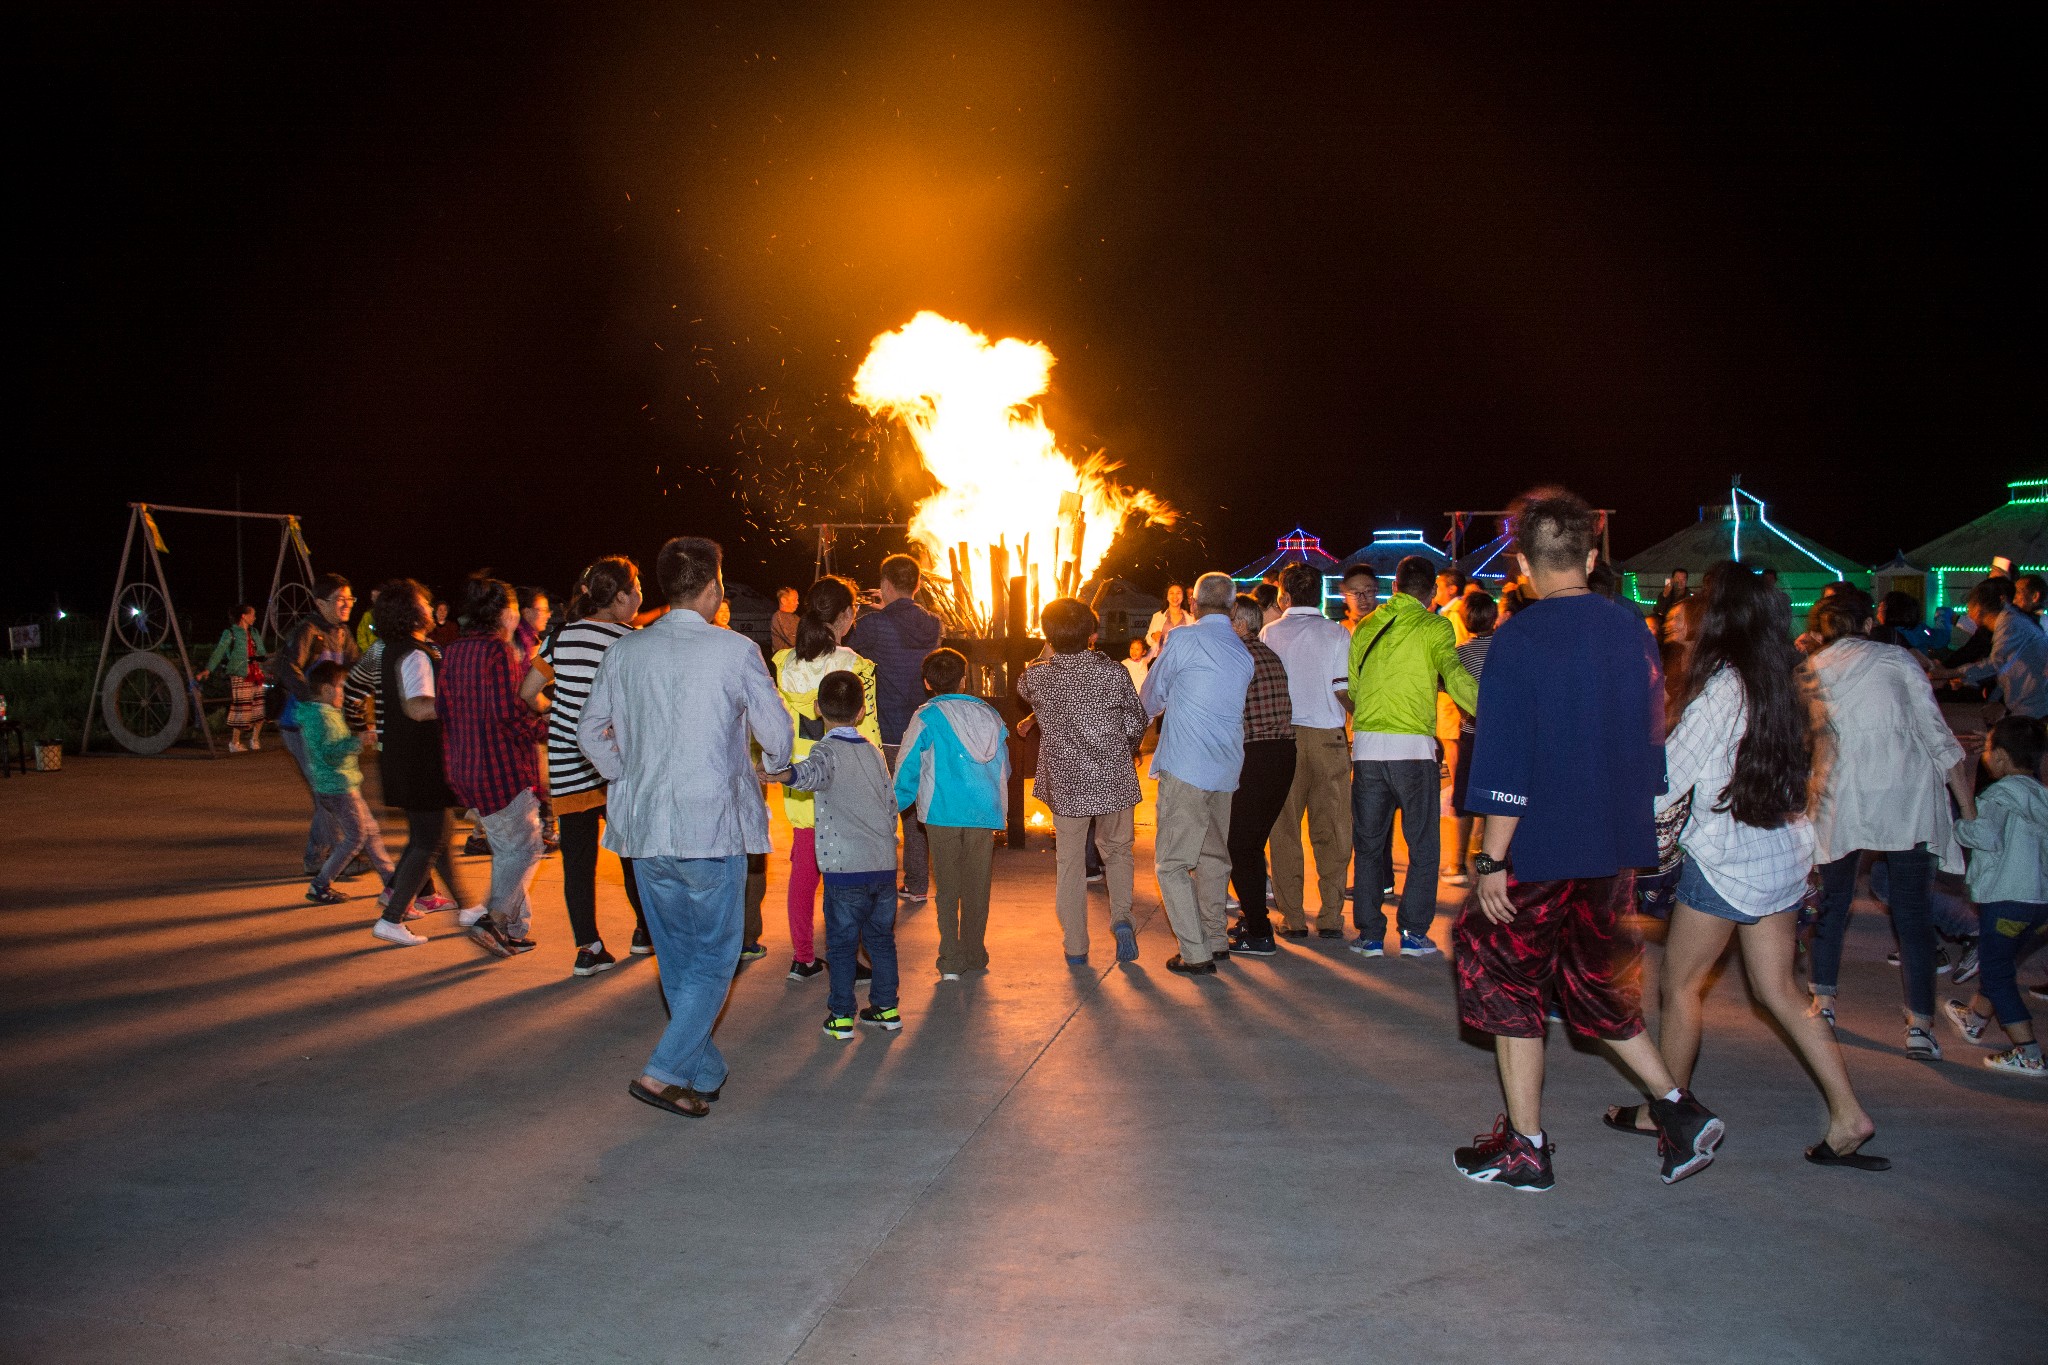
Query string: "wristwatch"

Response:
xmin=1471 ymin=853 xmax=1511 ymax=877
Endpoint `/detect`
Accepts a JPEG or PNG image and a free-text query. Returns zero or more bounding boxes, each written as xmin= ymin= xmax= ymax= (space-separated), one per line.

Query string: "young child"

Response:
xmin=301 ymin=660 xmax=398 ymax=917
xmin=1019 ymin=601 xmax=1150 ymax=965
xmin=893 ymin=649 xmax=1009 ymax=979
xmin=1943 ymin=715 xmax=2048 ymax=1077
xmin=771 ymin=671 xmax=902 ymax=1038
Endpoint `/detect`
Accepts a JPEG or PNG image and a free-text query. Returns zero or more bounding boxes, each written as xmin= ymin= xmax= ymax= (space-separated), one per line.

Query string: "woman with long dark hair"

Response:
xmin=773 ymin=576 xmax=881 ymax=979
xmin=1604 ymin=563 xmax=1887 ymax=1169
xmin=545 ymin=557 xmax=650 ymax=976
xmin=371 ymin=579 xmax=466 ymax=944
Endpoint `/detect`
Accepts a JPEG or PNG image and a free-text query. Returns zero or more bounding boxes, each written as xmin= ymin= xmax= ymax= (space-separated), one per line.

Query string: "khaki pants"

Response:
xmin=1268 ymin=725 xmax=1353 ymax=930
xmin=1053 ymin=806 xmax=1136 ymax=957
xmin=928 ymin=825 xmax=994 ymax=973
xmin=1154 ymin=771 xmax=1233 ymax=964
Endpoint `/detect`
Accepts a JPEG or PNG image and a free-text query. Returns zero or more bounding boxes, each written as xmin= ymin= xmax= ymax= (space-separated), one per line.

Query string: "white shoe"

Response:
xmin=939 ymin=971 xmax=961 ymax=981
xmin=227 ymin=739 xmax=246 ymax=753
xmin=372 ymin=919 xmax=428 ymax=947
xmin=455 ymin=905 xmax=491 ymax=927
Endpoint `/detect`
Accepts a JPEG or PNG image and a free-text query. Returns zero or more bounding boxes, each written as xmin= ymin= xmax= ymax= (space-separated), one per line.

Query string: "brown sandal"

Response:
xmin=628 ymin=1079 xmax=709 ymax=1118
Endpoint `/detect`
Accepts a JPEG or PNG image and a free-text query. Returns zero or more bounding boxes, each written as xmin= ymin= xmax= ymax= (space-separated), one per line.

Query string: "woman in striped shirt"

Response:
xmin=546 ymin=556 xmax=650 ymax=977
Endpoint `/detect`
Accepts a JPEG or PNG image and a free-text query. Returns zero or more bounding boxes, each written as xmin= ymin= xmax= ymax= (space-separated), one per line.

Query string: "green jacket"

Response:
xmin=300 ymin=701 xmax=362 ymax=794
xmin=204 ymin=624 xmax=266 ymax=677
xmin=1346 ymin=593 xmax=1477 ymax=737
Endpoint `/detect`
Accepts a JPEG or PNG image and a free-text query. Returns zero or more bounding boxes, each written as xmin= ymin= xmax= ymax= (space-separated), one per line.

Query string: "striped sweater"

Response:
xmin=545 ymin=618 xmax=633 ymax=799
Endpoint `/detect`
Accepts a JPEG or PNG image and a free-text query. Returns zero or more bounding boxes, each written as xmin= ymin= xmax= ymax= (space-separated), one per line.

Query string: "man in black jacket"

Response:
xmin=274 ymin=575 xmax=361 ymax=875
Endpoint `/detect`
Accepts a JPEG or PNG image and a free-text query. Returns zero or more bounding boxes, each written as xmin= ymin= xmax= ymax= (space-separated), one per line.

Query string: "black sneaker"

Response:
xmin=1278 ymin=927 xmax=1310 ymax=940
xmin=468 ymin=919 xmax=515 ymax=958
xmin=1885 ymin=946 xmax=1952 ymax=974
xmin=788 ymin=958 xmax=825 ymax=981
xmin=859 ymin=1005 xmax=903 ymax=1031
xmin=463 ymin=833 xmax=492 ymax=857
xmin=855 ymin=962 xmax=873 ymax=982
xmin=573 ymin=946 xmax=617 ymax=977
xmin=1452 ymin=1115 xmax=1555 ymax=1192
xmin=1165 ymin=955 xmax=1217 ymax=975
xmin=304 ymin=883 xmax=347 ymax=905
xmin=1228 ymin=930 xmax=1278 ymax=956
xmin=738 ymin=942 xmax=767 ymax=962
xmin=1317 ymin=928 xmax=1344 ymax=940
xmin=630 ymin=925 xmax=653 ymax=956
xmin=1210 ymin=948 xmax=1232 ymax=961
xmin=1649 ymin=1090 xmax=1725 ymax=1185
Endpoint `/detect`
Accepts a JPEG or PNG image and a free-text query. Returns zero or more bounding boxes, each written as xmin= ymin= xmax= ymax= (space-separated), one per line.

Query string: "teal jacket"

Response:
xmin=893 ymin=694 xmax=1009 ymax=830
xmin=204 ymin=624 xmax=266 ymax=677
xmin=301 ymin=701 xmax=362 ymax=794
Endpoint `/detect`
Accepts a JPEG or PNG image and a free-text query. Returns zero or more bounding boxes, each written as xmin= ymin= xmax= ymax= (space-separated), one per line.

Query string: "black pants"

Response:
xmin=383 ymin=807 xmax=466 ymax=924
xmin=558 ymin=805 xmax=645 ymax=948
xmin=1229 ymin=737 xmax=1297 ymax=939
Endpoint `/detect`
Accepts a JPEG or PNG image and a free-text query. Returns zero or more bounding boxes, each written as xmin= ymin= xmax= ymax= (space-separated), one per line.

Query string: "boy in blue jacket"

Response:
xmin=894 ymin=649 xmax=1009 ymax=979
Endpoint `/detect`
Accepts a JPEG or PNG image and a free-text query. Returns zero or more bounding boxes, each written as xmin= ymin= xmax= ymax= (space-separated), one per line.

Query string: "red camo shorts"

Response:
xmin=1454 ymin=872 xmax=1646 ymax=1041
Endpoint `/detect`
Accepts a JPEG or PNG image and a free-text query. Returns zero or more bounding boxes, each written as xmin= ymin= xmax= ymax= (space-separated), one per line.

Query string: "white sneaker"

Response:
xmin=372 ymin=919 xmax=428 ymax=947
xmin=939 ymin=971 xmax=961 ymax=981
xmin=455 ymin=905 xmax=491 ymax=927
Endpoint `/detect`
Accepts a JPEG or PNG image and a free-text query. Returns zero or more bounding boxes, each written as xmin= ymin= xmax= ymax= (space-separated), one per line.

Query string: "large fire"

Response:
xmin=852 ymin=311 xmax=1171 ymax=633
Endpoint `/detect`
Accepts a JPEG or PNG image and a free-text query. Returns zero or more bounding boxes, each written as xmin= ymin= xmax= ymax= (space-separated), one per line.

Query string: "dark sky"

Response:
xmin=16 ymin=3 xmax=2043 ymax=618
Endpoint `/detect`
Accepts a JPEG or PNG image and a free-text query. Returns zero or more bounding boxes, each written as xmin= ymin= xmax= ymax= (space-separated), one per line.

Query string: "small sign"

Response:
xmin=7 ymin=625 xmax=39 ymax=651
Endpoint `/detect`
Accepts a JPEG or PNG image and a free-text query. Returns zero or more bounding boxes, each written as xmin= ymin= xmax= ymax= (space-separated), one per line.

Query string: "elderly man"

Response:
xmin=1932 ymin=579 xmax=2048 ymax=720
xmin=1262 ymin=563 xmax=1354 ymax=938
xmin=1140 ymin=572 xmax=1254 ymax=974
xmin=848 ymin=553 xmax=946 ymax=901
xmin=580 ymin=537 xmax=792 ymax=1119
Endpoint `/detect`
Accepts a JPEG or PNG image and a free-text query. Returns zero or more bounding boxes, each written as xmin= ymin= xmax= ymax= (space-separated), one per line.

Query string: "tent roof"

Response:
xmin=1904 ymin=480 xmax=2048 ymax=569
xmin=1338 ymin=528 xmax=1453 ymax=574
xmin=1456 ymin=529 xmax=1517 ymax=579
xmin=1617 ymin=504 xmax=1861 ymax=578
xmin=1235 ymin=528 xmax=1342 ymax=579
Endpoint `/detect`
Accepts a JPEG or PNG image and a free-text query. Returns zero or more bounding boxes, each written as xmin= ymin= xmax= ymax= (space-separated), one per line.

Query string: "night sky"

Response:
xmin=16 ymin=3 xmax=2043 ymax=619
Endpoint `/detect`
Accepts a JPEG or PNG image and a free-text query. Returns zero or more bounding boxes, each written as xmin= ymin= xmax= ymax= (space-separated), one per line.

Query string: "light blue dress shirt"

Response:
xmin=1964 ymin=608 xmax=2048 ymax=720
xmin=578 ymin=608 xmax=794 ymax=858
xmin=1140 ymin=612 xmax=1254 ymax=793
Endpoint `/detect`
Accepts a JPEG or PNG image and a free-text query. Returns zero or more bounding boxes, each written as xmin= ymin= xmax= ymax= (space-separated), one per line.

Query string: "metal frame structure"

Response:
xmin=1445 ymin=508 xmax=1615 ymax=564
xmin=83 ymin=503 xmax=316 ymax=756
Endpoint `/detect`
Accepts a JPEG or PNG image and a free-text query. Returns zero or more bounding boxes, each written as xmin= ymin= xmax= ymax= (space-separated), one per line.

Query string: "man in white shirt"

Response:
xmin=1261 ymin=563 xmax=1354 ymax=937
xmin=580 ymin=536 xmax=793 ymax=1118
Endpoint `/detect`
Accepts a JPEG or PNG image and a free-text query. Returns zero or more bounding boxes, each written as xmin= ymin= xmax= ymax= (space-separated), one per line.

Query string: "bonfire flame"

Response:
xmin=853 ymin=311 xmax=1172 ymax=634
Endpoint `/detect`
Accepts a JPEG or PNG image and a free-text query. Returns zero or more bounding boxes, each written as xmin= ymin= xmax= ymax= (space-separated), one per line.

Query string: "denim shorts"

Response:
xmin=1676 ymin=856 xmax=1771 ymax=925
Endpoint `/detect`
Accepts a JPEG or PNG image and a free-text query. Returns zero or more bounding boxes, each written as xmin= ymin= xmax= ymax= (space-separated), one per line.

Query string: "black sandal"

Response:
xmin=1601 ymin=1103 xmax=1658 ymax=1137
xmin=1804 ymin=1140 xmax=1889 ymax=1171
xmin=627 ymin=1079 xmax=709 ymax=1118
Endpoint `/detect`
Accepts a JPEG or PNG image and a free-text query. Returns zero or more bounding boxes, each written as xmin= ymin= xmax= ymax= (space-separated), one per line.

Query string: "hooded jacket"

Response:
xmin=773 ymin=646 xmax=882 ymax=830
xmin=1955 ymin=773 xmax=2048 ymax=905
xmin=893 ymin=694 xmax=1010 ymax=830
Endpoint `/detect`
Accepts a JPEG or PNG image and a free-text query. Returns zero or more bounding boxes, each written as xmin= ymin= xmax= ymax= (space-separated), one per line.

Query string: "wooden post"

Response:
xmin=1004 ymin=573 xmax=1031 ymax=851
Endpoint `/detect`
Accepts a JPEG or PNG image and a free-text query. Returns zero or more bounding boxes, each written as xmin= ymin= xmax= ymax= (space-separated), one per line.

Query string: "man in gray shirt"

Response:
xmin=580 ymin=537 xmax=792 ymax=1118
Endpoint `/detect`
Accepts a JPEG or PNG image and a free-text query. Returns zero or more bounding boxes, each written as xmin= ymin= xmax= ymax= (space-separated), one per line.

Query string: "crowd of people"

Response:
xmin=219 ymin=485 xmax=2046 ymax=1182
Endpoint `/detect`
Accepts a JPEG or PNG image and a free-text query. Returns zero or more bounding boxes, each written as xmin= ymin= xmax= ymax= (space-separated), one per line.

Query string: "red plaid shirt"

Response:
xmin=439 ymin=633 xmax=547 ymax=815
xmin=1243 ymin=638 xmax=1295 ymax=742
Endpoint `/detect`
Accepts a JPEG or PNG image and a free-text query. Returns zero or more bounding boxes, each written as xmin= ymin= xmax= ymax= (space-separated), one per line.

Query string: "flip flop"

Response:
xmin=1601 ymin=1103 xmax=1658 ymax=1137
xmin=627 ymin=1080 xmax=709 ymax=1118
xmin=1804 ymin=1140 xmax=1890 ymax=1171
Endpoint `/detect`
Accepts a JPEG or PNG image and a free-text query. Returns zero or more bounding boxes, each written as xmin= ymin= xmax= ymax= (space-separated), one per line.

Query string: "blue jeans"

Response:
xmin=1810 ymin=846 xmax=1937 ymax=1016
xmin=278 ymin=726 xmax=334 ymax=866
xmin=635 ymin=854 xmax=746 ymax=1093
xmin=1351 ymin=758 xmax=1439 ymax=940
xmin=824 ymin=875 xmax=899 ymax=1017
xmin=312 ymin=790 xmax=394 ymax=890
xmin=1976 ymin=900 xmax=2048 ymax=1028
xmin=1869 ymin=857 xmax=1979 ymax=940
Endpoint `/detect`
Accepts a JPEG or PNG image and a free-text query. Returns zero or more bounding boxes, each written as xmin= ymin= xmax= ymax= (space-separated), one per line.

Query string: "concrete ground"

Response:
xmin=1 ymin=749 xmax=2042 ymax=1365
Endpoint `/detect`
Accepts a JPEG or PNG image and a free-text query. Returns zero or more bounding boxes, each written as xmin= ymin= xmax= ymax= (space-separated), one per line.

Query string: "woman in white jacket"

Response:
xmin=1605 ymin=566 xmax=1885 ymax=1169
xmin=1805 ymin=596 xmax=1977 ymax=1061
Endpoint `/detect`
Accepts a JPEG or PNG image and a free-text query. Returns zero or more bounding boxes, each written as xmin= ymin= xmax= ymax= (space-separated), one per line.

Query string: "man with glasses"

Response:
xmin=275 ymin=575 xmax=361 ymax=876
